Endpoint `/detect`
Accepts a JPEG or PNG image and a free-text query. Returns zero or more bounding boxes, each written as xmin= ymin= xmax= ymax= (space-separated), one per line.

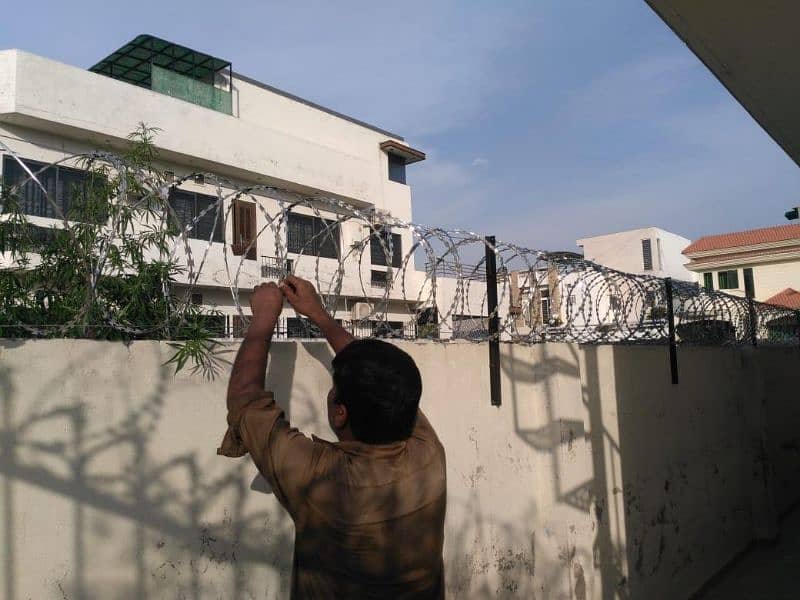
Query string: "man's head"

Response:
xmin=328 ymin=339 xmax=422 ymax=444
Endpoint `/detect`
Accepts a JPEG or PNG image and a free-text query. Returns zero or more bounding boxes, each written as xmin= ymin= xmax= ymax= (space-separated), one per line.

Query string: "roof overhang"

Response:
xmin=645 ymin=1 xmax=800 ymax=167
xmin=380 ymin=140 xmax=426 ymax=164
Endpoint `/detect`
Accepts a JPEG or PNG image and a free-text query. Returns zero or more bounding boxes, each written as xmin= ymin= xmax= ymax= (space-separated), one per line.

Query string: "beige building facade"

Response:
xmin=683 ymin=223 xmax=800 ymax=305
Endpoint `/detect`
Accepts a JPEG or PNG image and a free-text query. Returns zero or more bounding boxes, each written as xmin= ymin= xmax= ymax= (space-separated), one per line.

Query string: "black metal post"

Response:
xmin=747 ymin=297 xmax=758 ymax=347
xmin=664 ymin=278 xmax=679 ymax=385
xmin=485 ymin=236 xmax=501 ymax=406
xmin=796 ymin=311 xmax=800 ymax=349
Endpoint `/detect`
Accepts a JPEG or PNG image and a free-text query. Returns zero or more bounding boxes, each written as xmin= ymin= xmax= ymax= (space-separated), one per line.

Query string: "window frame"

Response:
xmin=286 ymin=212 xmax=341 ymax=259
xmin=168 ymin=187 xmax=224 ymax=244
xmin=539 ymin=286 xmax=551 ymax=324
xmin=641 ymin=238 xmax=653 ymax=271
xmin=387 ymin=153 xmax=407 ymax=184
xmin=370 ymin=269 xmax=389 ymax=288
xmin=2 ymin=155 xmax=108 ymax=223
xmin=717 ymin=269 xmax=740 ymax=290
xmin=370 ymin=227 xmax=402 ymax=267
xmin=703 ymin=273 xmax=714 ymax=291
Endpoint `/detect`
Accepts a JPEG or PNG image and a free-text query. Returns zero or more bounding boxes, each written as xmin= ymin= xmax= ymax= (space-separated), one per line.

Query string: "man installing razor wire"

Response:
xmin=219 ymin=274 xmax=447 ymax=599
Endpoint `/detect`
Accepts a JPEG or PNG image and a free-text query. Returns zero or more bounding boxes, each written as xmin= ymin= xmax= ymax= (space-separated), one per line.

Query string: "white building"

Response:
xmin=0 ymin=35 xmax=428 ymax=338
xmin=577 ymin=227 xmax=696 ymax=282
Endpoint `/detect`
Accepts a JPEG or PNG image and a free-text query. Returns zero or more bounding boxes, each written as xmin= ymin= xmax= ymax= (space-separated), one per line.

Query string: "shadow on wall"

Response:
xmin=6 ymin=338 xmax=796 ymax=599
xmin=1 ymin=337 xmax=585 ymax=599
xmin=0 ymin=339 xmax=332 ymax=599
xmin=0 ymin=338 xmax=455 ymax=599
xmin=499 ymin=342 xmax=631 ymax=600
xmin=497 ymin=341 xmax=800 ymax=600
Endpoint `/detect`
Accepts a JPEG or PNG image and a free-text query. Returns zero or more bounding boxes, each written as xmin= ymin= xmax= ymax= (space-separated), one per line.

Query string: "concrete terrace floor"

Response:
xmin=696 ymin=507 xmax=800 ymax=600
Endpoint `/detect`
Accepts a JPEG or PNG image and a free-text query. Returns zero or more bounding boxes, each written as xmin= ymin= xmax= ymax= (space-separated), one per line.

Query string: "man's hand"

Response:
xmin=249 ymin=282 xmax=284 ymax=333
xmin=281 ymin=274 xmax=354 ymax=353
xmin=280 ymin=275 xmax=327 ymax=323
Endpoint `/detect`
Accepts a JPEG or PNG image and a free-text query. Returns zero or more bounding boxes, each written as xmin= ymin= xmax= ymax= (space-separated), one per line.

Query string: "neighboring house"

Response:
xmin=0 ymin=35 xmax=426 ymax=338
xmin=683 ymin=223 xmax=800 ymax=302
xmin=765 ymin=288 xmax=800 ymax=310
xmin=577 ymin=227 xmax=697 ymax=282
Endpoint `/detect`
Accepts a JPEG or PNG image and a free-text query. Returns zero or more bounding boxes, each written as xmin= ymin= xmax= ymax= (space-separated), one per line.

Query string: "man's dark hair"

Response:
xmin=332 ymin=339 xmax=422 ymax=444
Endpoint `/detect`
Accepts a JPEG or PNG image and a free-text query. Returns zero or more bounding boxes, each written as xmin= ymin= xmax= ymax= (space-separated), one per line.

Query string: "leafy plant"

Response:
xmin=0 ymin=123 xmax=222 ymax=374
xmin=416 ymin=322 xmax=440 ymax=339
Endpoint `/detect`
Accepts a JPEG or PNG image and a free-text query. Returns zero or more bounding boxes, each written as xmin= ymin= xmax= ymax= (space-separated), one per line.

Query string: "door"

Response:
xmin=232 ymin=199 xmax=257 ymax=260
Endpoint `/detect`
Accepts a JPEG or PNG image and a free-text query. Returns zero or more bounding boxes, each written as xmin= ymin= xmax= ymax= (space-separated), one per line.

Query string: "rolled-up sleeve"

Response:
xmin=217 ymin=390 xmax=279 ymax=458
xmin=217 ymin=390 xmax=323 ymax=518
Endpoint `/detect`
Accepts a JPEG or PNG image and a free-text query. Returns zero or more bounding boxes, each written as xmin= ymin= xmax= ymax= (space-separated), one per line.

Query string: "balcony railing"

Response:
xmin=370 ymin=269 xmax=389 ymax=288
xmin=261 ymin=256 xmax=293 ymax=279
xmin=425 ymin=259 xmax=508 ymax=282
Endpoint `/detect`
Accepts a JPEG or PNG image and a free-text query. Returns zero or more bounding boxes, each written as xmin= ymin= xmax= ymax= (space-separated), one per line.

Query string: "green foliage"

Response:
xmin=0 ymin=123 xmax=221 ymax=375
xmin=416 ymin=323 xmax=440 ymax=339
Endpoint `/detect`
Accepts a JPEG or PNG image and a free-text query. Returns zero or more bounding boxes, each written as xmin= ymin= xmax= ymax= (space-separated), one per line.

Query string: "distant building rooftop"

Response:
xmin=683 ymin=223 xmax=800 ymax=255
xmin=89 ymin=34 xmax=404 ymax=139
xmin=765 ymin=288 xmax=800 ymax=309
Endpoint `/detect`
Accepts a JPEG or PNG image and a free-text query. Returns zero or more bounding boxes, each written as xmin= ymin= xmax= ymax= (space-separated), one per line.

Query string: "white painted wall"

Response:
xmin=578 ymin=227 xmax=696 ymax=282
xmin=0 ymin=44 xmax=424 ymax=332
xmin=2 ymin=339 xmax=797 ymax=599
xmin=0 ymin=50 xmax=414 ymax=210
xmin=0 ymin=127 xmax=422 ymax=334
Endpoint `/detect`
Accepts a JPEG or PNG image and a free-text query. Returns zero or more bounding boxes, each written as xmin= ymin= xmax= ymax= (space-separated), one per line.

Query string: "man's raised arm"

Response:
xmin=226 ymin=282 xmax=284 ymax=410
xmin=280 ymin=274 xmax=354 ymax=354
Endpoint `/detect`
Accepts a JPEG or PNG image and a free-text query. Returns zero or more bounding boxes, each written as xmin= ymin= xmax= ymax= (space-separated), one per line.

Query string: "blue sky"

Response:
xmin=2 ymin=0 xmax=799 ymax=251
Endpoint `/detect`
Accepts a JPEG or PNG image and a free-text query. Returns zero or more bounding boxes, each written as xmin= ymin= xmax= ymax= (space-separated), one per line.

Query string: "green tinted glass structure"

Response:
xmin=89 ymin=35 xmax=232 ymax=115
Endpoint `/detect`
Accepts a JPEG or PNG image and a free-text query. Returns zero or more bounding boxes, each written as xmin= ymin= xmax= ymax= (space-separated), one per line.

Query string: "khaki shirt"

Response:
xmin=219 ymin=391 xmax=447 ymax=599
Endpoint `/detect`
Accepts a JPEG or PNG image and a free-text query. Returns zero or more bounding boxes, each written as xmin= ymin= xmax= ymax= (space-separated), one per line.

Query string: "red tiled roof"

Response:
xmin=765 ymin=288 xmax=800 ymax=310
xmin=683 ymin=223 xmax=800 ymax=255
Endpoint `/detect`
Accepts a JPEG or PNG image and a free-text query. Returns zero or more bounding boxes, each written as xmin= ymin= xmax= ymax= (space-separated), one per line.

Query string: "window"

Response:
xmin=539 ymin=287 xmax=551 ymax=324
xmin=641 ymin=239 xmax=653 ymax=271
xmin=287 ymin=212 xmax=340 ymax=259
xmin=371 ymin=269 xmax=389 ymax=288
xmin=168 ymin=188 xmax=224 ymax=243
xmin=2 ymin=155 xmax=107 ymax=222
xmin=370 ymin=228 xmax=402 ymax=267
xmin=232 ymin=199 xmax=257 ymax=259
xmin=718 ymin=270 xmax=739 ymax=290
xmin=703 ymin=273 xmax=714 ymax=291
xmin=744 ymin=268 xmax=755 ymax=298
xmin=388 ymin=154 xmax=406 ymax=184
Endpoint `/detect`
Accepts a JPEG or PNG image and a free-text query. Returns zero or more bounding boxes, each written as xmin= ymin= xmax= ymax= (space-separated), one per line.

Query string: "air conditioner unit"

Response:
xmin=351 ymin=302 xmax=372 ymax=320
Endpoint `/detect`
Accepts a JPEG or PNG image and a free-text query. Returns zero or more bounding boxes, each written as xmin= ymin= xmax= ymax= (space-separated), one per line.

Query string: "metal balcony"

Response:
xmin=261 ymin=256 xmax=293 ymax=279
